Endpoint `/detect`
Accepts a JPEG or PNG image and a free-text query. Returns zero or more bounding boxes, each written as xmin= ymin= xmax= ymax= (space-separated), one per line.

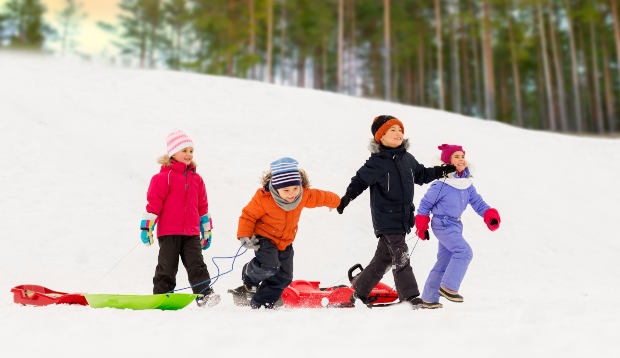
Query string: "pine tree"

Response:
xmin=2 ymin=0 xmax=52 ymax=49
xmin=57 ymin=0 xmax=87 ymax=55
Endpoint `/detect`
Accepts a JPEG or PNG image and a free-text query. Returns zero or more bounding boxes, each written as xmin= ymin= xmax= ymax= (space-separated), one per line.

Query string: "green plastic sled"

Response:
xmin=84 ymin=293 xmax=198 ymax=310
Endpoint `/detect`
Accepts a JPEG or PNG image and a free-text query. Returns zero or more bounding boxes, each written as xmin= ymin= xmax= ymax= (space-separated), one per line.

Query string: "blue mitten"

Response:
xmin=140 ymin=212 xmax=157 ymax=246
xmin=200 ymin=213 xmax=212 ymax=250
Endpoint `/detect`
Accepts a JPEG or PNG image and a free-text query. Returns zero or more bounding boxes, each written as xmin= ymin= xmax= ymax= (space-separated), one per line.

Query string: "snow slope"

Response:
xmin=1 ymin=52 xmax=619 ymax=357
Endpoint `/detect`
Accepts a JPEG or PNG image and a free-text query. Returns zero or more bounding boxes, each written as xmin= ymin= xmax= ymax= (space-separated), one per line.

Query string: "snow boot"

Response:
xmin=439 ymin=287 xmax=463 ymax=302
xmin=403 ymin=296 xmax=424 ymax=309
xmin=228 ymin=285 xmax=258 ymax=307
xmin=421 ymin=301 xmax=443 ymax=309
xmin=349 ymin=292 xmax=377 ymax=307
xmin=196 ymin=289 xmax=221 ymax=308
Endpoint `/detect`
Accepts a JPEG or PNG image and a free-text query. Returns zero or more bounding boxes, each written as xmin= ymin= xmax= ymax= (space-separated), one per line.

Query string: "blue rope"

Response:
xmin=169 ymin=244 xmax=248 ymax=294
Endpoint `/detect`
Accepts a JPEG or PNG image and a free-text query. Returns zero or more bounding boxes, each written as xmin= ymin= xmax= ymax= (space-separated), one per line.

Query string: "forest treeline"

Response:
xmin=2 ymin=0 xmax=620 ymax=135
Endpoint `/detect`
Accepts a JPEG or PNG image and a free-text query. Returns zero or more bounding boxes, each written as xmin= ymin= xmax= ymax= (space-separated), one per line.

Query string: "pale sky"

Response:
xmin=1 ymin=0 xmax=120 ymax=55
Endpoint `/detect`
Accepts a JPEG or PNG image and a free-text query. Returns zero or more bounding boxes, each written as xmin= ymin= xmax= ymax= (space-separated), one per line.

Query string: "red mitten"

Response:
xmin=415 ymin=215 xmax=430 ymax=240
xmin=484 ymin=208 xmax=501 ymax=231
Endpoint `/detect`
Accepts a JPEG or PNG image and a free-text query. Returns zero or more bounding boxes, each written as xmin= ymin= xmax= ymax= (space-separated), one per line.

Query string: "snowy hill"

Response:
xmin=1 ymin=52 xmax=619 ymax=357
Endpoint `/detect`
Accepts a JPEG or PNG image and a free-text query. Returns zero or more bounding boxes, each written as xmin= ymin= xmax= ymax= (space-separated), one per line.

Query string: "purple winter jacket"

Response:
xmin=417 ymin=167 xmax=490 ymax=223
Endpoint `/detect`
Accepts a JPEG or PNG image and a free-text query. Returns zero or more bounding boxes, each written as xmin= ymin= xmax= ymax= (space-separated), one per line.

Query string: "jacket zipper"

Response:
xmin=184 ymin=168 xmax=188 ymax=235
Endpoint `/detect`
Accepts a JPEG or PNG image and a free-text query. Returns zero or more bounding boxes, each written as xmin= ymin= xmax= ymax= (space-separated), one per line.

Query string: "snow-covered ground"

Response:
xmin=1 ymin=52 xmax=619 ymax=357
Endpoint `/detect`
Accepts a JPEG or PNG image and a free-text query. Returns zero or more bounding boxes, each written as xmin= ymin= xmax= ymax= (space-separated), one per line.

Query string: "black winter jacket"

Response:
xmin=345 ymin=139 xmax=440 ymax=237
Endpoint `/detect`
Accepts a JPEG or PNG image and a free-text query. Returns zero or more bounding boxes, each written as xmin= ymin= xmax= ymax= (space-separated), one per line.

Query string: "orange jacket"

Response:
xmin=237 ymin=187 xmax=340 ymax=250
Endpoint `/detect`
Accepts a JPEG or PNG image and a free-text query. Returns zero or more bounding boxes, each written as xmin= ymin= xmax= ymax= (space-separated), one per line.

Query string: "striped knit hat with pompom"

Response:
xmin=166 ymin=130 xmax=194 ymax=156
xmin=270 ymin=157 xmax=301 ymax=190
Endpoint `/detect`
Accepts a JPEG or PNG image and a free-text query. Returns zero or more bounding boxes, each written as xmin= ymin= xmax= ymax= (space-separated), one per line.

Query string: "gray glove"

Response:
xmin=239 ymin=237 xmax=260 ymax=251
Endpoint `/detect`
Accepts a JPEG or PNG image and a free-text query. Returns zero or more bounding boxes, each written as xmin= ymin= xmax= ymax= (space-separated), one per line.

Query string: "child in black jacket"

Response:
xmin=336 ymin=115 xmax=455 ymax=308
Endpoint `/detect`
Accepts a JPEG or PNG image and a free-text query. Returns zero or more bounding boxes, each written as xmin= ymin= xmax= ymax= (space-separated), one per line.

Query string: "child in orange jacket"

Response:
xmin=231 ymin=157 xmax=340 ymax=309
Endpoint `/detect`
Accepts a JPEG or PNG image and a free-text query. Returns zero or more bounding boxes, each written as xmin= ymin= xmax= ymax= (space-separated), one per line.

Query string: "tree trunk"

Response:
xmin=469 ymin=0 xmax=483 ymax=117
xmin=589 ymin=21 xmax=605 ymax=133
xmin=611 ymin=0 xmax=620 ymax=115
xmin=297 ymin=48 xmax=306 ymax=88
xmin=384 ymin=0 xmax=391 ymax=100
xmin=507 ymin=5 xmax=523 ymax=127
xmin=338 ymin=0 xmax=344 ymax=93
xmin=418 ymin=33 xmax=426 ymax=106
xmin=348 ymin=0 xmax=357 ymax=95
xmin=279 ymin=0 xmax=287 ymax=84
xmin=563 ymin=0 xmax=583 ymax=133
xmin=266 ymin=0 xmax=273 ymax=83
xmin=536 ymin=49 xmax=547 ymax=129
xmin=577 ymin=19 xmax=593 ymax=131
xmin=536 ymin=1 xmax=556 ymax=130
xmin=227 ymin=0 xmax=234 ymax=76
xmin=602 ymin=44 xmax=616 ymax=133
xmin=435 ymin=0 xmax=444 ymax=110
xmin=249 ymin=0 xmax=256 ymax=79
xmin=481 ymin=1 xmax=494 ymax=119
xmin=547 ymin=0 xmax=568 ymax=132
xmin=460 ymin=5 xmax=471 ymax=115
xmin=450 ymin=0 xmax=461 ymax=113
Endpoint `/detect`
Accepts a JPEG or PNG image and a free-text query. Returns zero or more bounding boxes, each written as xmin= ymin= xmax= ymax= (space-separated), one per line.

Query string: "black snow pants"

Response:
xmin=153 ymin=235 xmax=212 ymax=295
xmin=242 ymin=237 xmax=294 ymax=306
xmin=352 ymin=233 xmax=420 ymax=300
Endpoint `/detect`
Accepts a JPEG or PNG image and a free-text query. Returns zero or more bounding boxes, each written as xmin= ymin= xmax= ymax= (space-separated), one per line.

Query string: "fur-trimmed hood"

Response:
xmin=157 ymin=154 xmax=197 ymax=168
xmin=368 ymin=138 xmax=411 ymax=154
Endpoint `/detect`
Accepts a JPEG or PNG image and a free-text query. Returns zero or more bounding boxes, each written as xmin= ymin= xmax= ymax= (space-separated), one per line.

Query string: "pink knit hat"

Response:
xmin=438 ymin=144 xmax=465 ymax=164
xmin=166 ymin=130 xmax=194 ymax=156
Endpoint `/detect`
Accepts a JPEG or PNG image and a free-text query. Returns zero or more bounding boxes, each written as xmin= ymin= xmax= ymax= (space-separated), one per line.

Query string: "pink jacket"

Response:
xmin=145 ymin=160 xmax=208 ymax=237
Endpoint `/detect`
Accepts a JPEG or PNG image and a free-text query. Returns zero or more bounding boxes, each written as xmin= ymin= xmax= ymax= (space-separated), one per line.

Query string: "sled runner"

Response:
xmin=11 ymin=285 xmax=88 ymax=306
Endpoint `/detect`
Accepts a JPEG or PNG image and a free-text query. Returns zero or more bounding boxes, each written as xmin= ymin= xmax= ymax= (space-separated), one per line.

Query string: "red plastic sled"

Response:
xmin=280 ymin=264 xmax=400 ymax=308
xmin=281 ymin=281 xmax=354 ymax=308
xmin=11 ymin=285 xmax=88 ymax=306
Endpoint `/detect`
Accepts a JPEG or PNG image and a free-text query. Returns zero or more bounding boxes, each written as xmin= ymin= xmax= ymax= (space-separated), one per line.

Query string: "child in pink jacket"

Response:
xmin=140 ymin=130 xmax=220 ymax=308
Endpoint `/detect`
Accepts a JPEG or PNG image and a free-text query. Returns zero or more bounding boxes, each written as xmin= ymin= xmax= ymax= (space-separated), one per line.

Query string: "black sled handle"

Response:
xmin=348 ymin=263 xmax=364 ymax=283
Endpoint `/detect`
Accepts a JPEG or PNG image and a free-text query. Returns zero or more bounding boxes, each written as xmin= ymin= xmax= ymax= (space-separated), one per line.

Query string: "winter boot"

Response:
xmin=250 ymin=297 xmax=284 ymax=310
xmin=421 ymin=301 xmax=443 ymax=309
xmin=227 ymin=285 xmax=257 ymax=307
xmin=196 ymin=289 xmax=221 ymax=308
xmin=349 ymin=292 xmax=377 ymax=307
xmin=403 ymin=296 xmax=424 ymax=309
xmin=439 ymin=287 xmax=464 ymax=302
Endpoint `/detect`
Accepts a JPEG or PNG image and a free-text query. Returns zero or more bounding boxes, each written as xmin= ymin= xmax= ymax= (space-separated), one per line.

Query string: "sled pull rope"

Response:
xmin=407 ymin=177 xmax=447 ymax=258
xmin=171 ymin=244 xmax=248 ymax=294
xmin=86 ymin=242 xmax=141 ymax=293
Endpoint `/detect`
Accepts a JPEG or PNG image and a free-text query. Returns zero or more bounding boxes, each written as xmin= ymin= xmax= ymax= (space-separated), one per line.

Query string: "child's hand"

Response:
xmin=140 ymin=212 xmax=157 ymax=246
xmin=483 ymin=208 xmax=501 ymax=231
xmin=415 ymin=215 xmax=430 ymax=240
xmin=201 ymin=231 xmax=212 ymax=250
xmin=239 ymin=237 xmax=260 ymax=250
xmin=434 ymin=164 xmax=457 ymax=179
xmin=336 ymin=194 xmax=351 ymax=214
xmin=200 ymin=214 xmax=213 ymax=250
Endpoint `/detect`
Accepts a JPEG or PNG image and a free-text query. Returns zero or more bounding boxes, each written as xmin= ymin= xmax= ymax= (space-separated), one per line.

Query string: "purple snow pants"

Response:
xmin=421 ymin=216 xmax=473 ymax=303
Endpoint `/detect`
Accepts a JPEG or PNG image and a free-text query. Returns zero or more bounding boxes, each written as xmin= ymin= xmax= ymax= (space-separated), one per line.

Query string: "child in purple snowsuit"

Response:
xmin=415 ymin=144 xmax=501 ymax=309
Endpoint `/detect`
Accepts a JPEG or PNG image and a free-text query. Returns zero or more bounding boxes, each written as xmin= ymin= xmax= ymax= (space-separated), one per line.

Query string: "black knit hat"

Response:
xmin=371 ymin=115 xmax=404 ymax=143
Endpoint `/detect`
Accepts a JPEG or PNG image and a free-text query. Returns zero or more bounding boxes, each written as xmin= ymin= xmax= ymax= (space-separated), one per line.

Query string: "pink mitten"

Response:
xmin=415 ymin=215 xmax=430 ymax=240
xmin=484 ymin=208 xmax=501 ymax=231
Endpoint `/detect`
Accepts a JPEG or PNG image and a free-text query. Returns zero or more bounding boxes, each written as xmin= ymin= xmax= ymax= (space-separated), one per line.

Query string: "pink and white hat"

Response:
xmin=166 ymin=130 xmax=194 ymax=156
